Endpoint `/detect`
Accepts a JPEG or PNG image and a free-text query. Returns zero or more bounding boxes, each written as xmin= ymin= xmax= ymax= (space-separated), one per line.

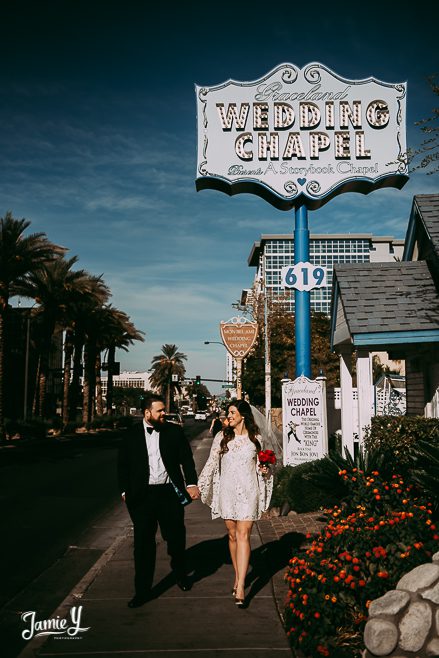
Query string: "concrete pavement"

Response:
xmin=13 ymin=429 xmax=323 ymax=658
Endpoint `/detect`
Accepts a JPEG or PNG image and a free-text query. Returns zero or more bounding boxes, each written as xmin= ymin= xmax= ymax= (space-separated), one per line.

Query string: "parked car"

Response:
xmin=165 ymin=413 xmax=184 ymax=426
xmin=184 ymin=409 xmax=194 ymax=417
xmin=194 ymin=411 xmax=207 ymax=421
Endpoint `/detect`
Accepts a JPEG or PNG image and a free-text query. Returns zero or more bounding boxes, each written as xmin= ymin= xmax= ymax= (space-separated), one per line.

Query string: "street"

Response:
xmin=0 ymin=418 xmax=209 ymax=657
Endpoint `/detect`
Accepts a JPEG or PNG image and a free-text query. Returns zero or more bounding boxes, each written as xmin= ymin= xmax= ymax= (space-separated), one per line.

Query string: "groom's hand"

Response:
xmin=186 ymin=485 xmax=200 ymax=500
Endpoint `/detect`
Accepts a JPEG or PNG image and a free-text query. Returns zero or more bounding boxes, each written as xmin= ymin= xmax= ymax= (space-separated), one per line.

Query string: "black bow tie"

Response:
xmin=146 ymin=426 xmax=154 ymax=435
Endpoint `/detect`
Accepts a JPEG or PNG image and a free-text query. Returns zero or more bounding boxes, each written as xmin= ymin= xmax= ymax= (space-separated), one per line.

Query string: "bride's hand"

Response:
xmin=258 ymin=464 xmax=270 ymax=476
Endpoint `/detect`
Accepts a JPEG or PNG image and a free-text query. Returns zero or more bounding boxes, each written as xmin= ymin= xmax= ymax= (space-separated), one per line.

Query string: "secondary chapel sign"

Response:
xmin=196 ymin=62 xmax=408 ymax=210
xmin=220 ymin=317 xmax=258 ymax=359
xmin=282 ymin=376 xmax=327 ymax=466
xmin=220 ymin=317 xmax=258 ymax=400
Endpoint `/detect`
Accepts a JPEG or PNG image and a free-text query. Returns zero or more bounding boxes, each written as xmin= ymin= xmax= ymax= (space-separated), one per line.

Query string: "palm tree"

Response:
xmin=0 ymin=212 xmax=63 ymax=436
xmin=14 ymin=256 xmax=96 ymax=419
xmin=63 ymin=275 xmax=111 ymax=424
xmin=96 ymin=307 xmax=145 ymax=416
xmin=149 ymin=344 xmax=187 ymax=412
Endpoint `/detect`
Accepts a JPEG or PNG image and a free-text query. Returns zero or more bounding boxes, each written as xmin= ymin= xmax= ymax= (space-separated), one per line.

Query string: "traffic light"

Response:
xmin=195 ymin=375 xmax=201 ymax=386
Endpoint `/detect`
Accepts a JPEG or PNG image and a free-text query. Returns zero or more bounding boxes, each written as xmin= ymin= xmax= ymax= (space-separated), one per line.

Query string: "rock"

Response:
xmin=432 ymin=551 xmax=439 ymax=564
xmin=287 ymin=510 xmax=298 ymax=517
xmin=397 ymin=563 xmax=439 ymax=591
xmin=364 ymin=619 xmax=398 ymax=656
xmin=368 ymin=590 xmax=410 ymax=617
xmin=399 ymin=601 xmax=432 ymax=652
xmin=422 ymin=580 xmax=439 ymax=605
xmin=426 ymin=637 xmax=439 ymax=656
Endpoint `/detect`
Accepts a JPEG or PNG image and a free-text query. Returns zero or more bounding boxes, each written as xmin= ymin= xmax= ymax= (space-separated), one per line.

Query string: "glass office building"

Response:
xmin=247 ymin=234 xmax=404 ymax=314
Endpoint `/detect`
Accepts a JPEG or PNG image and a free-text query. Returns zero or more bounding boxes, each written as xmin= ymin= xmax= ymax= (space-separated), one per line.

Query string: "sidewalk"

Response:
xmin=15 ymin=430 xmax=324 ymax=658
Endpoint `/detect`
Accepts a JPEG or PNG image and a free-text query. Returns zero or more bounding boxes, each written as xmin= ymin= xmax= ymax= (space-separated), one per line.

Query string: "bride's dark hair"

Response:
xmin=220 ymin=400 xmax=261 ymax=454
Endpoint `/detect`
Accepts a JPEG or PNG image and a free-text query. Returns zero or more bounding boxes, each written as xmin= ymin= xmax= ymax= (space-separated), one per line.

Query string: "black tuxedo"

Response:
xmin=118 ymin=421 xmax=198 ymax=596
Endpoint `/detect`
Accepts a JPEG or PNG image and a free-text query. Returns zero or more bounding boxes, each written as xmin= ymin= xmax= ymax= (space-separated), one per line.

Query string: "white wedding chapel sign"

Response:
xmin=282 ymin=376 xmax=328 ymax=466
xmin=196 ymin=62 xmax=407 ymax=210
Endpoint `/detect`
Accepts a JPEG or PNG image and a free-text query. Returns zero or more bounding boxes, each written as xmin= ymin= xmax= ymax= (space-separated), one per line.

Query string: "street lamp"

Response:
xmin=23 ymin=303 xmax=37 ymax=421
xmin=203 ymin=341 xmax=237 ymax=398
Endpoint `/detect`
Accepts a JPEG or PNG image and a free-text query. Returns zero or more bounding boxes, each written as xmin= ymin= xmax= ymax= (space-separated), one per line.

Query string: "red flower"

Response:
xmin=258 ymin=449 xmax=277 ymax=466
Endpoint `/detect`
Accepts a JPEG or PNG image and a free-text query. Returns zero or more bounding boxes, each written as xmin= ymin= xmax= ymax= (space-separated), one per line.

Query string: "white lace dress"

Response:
xmin=198 ymin=432 xmax=273 ymax=520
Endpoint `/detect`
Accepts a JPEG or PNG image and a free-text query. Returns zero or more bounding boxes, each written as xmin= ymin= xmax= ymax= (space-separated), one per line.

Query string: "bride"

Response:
xmin=198 ymin=400 xmax=273 ymax=606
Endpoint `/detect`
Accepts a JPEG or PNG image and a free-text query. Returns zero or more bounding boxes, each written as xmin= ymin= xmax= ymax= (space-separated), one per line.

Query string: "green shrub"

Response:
xmin=48 ymin=415 xmax=63 ymax=430
xmin=412 ymin=440 xmax=439 ymax=515
xmin=271 ymin=461 xmax=340 ymax=513
xmin=271 ymin=465 xmax=295 ymax=508
xmin=90 ymin=416 xmax=109 ymax=429
xmin=114 ymin=415 xmax=134 ymax=429
xmin=5 ymin=418 xmax=48 ymax=440
xmin=303 ymin=447 xmax=385 ymax=505
xmin=288 ymin=460 xmax=341 ymax=513
xmin=284 ymin=467 xmax=438 ymax=657
xmin=62 ymin=421 xmax=82 ymax=434
xmin=363 ymin=416 xmax=439 ymax=476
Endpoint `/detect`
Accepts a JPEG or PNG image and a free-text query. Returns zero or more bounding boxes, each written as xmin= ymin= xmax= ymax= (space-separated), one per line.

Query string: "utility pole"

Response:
xmin=262 ymin=253 xmax=271 ymax=422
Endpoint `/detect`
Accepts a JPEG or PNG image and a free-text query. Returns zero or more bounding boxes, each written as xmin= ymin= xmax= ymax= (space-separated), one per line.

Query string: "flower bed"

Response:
xmin=284 ymin=468 xmax=438 ymax=657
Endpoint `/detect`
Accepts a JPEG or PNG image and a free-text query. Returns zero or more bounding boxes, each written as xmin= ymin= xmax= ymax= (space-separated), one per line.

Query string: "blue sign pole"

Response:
xmin=294 ymin=205 xmax=311 ymax=377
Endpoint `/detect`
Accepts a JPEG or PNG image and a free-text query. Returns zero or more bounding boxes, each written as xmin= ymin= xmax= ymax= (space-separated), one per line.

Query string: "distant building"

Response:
xmin=100 ymin=371 xmax=154 ymax=397
xmin=247 ymin=234 xmax=404 ymax=314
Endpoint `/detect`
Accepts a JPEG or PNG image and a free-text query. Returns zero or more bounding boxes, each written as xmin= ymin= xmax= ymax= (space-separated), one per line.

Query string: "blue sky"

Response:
xmin=1 ymin=1 xmax=438 ymax=394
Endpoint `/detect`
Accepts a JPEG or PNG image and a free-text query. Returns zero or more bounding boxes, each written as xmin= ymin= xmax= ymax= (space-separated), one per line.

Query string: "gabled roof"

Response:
xmin=331 ymin=260 xmax=439 ymax=349
xmin=404 ymin=194 xmax=439 ymax=261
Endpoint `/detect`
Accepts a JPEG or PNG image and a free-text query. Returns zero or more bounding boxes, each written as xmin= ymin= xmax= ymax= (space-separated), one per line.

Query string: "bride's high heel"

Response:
xmin=235 ymin=586 xmax=245 ymax=606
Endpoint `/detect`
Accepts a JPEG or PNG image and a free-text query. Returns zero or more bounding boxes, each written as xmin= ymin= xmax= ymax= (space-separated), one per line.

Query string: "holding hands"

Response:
xmin=186 ymin=485 xmax=201 ymax=500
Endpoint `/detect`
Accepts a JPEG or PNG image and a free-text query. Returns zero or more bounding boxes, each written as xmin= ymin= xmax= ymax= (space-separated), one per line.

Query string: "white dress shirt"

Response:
xmin=144 ymin=421 xmax=169 ymax=485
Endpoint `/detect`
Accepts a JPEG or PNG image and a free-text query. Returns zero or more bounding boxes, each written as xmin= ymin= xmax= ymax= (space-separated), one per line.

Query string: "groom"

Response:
xmin=118 ymin=393 xmax=200 ymax=607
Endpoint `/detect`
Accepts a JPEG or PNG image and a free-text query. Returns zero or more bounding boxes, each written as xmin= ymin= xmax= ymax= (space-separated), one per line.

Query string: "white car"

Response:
xmin=194 ymin=411 xmax=207 ymax=421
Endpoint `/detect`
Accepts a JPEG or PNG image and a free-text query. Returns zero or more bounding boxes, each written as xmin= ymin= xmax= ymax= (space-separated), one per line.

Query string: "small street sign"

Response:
xmin=222 ymin=384 xmax=234 ymax=388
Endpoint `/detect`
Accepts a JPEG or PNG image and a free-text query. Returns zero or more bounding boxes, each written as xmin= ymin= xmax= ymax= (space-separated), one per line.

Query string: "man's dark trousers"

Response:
xmin=118 ymin=420 xmax=197 ymax=598
xmin=130 ymin=483 xmax=186 ymax=596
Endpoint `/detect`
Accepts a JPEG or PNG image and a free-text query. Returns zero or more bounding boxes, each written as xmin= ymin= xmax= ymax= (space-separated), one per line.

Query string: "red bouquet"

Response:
xmin=258 ymin=449 xmax=276 ymax=467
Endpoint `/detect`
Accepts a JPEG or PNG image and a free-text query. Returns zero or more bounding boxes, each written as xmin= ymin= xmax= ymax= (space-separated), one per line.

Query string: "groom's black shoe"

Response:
xmin=127 ymin=593 xmax=151 ymax=608
xmin=176 ymin=576 xmax=192 ymax=592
